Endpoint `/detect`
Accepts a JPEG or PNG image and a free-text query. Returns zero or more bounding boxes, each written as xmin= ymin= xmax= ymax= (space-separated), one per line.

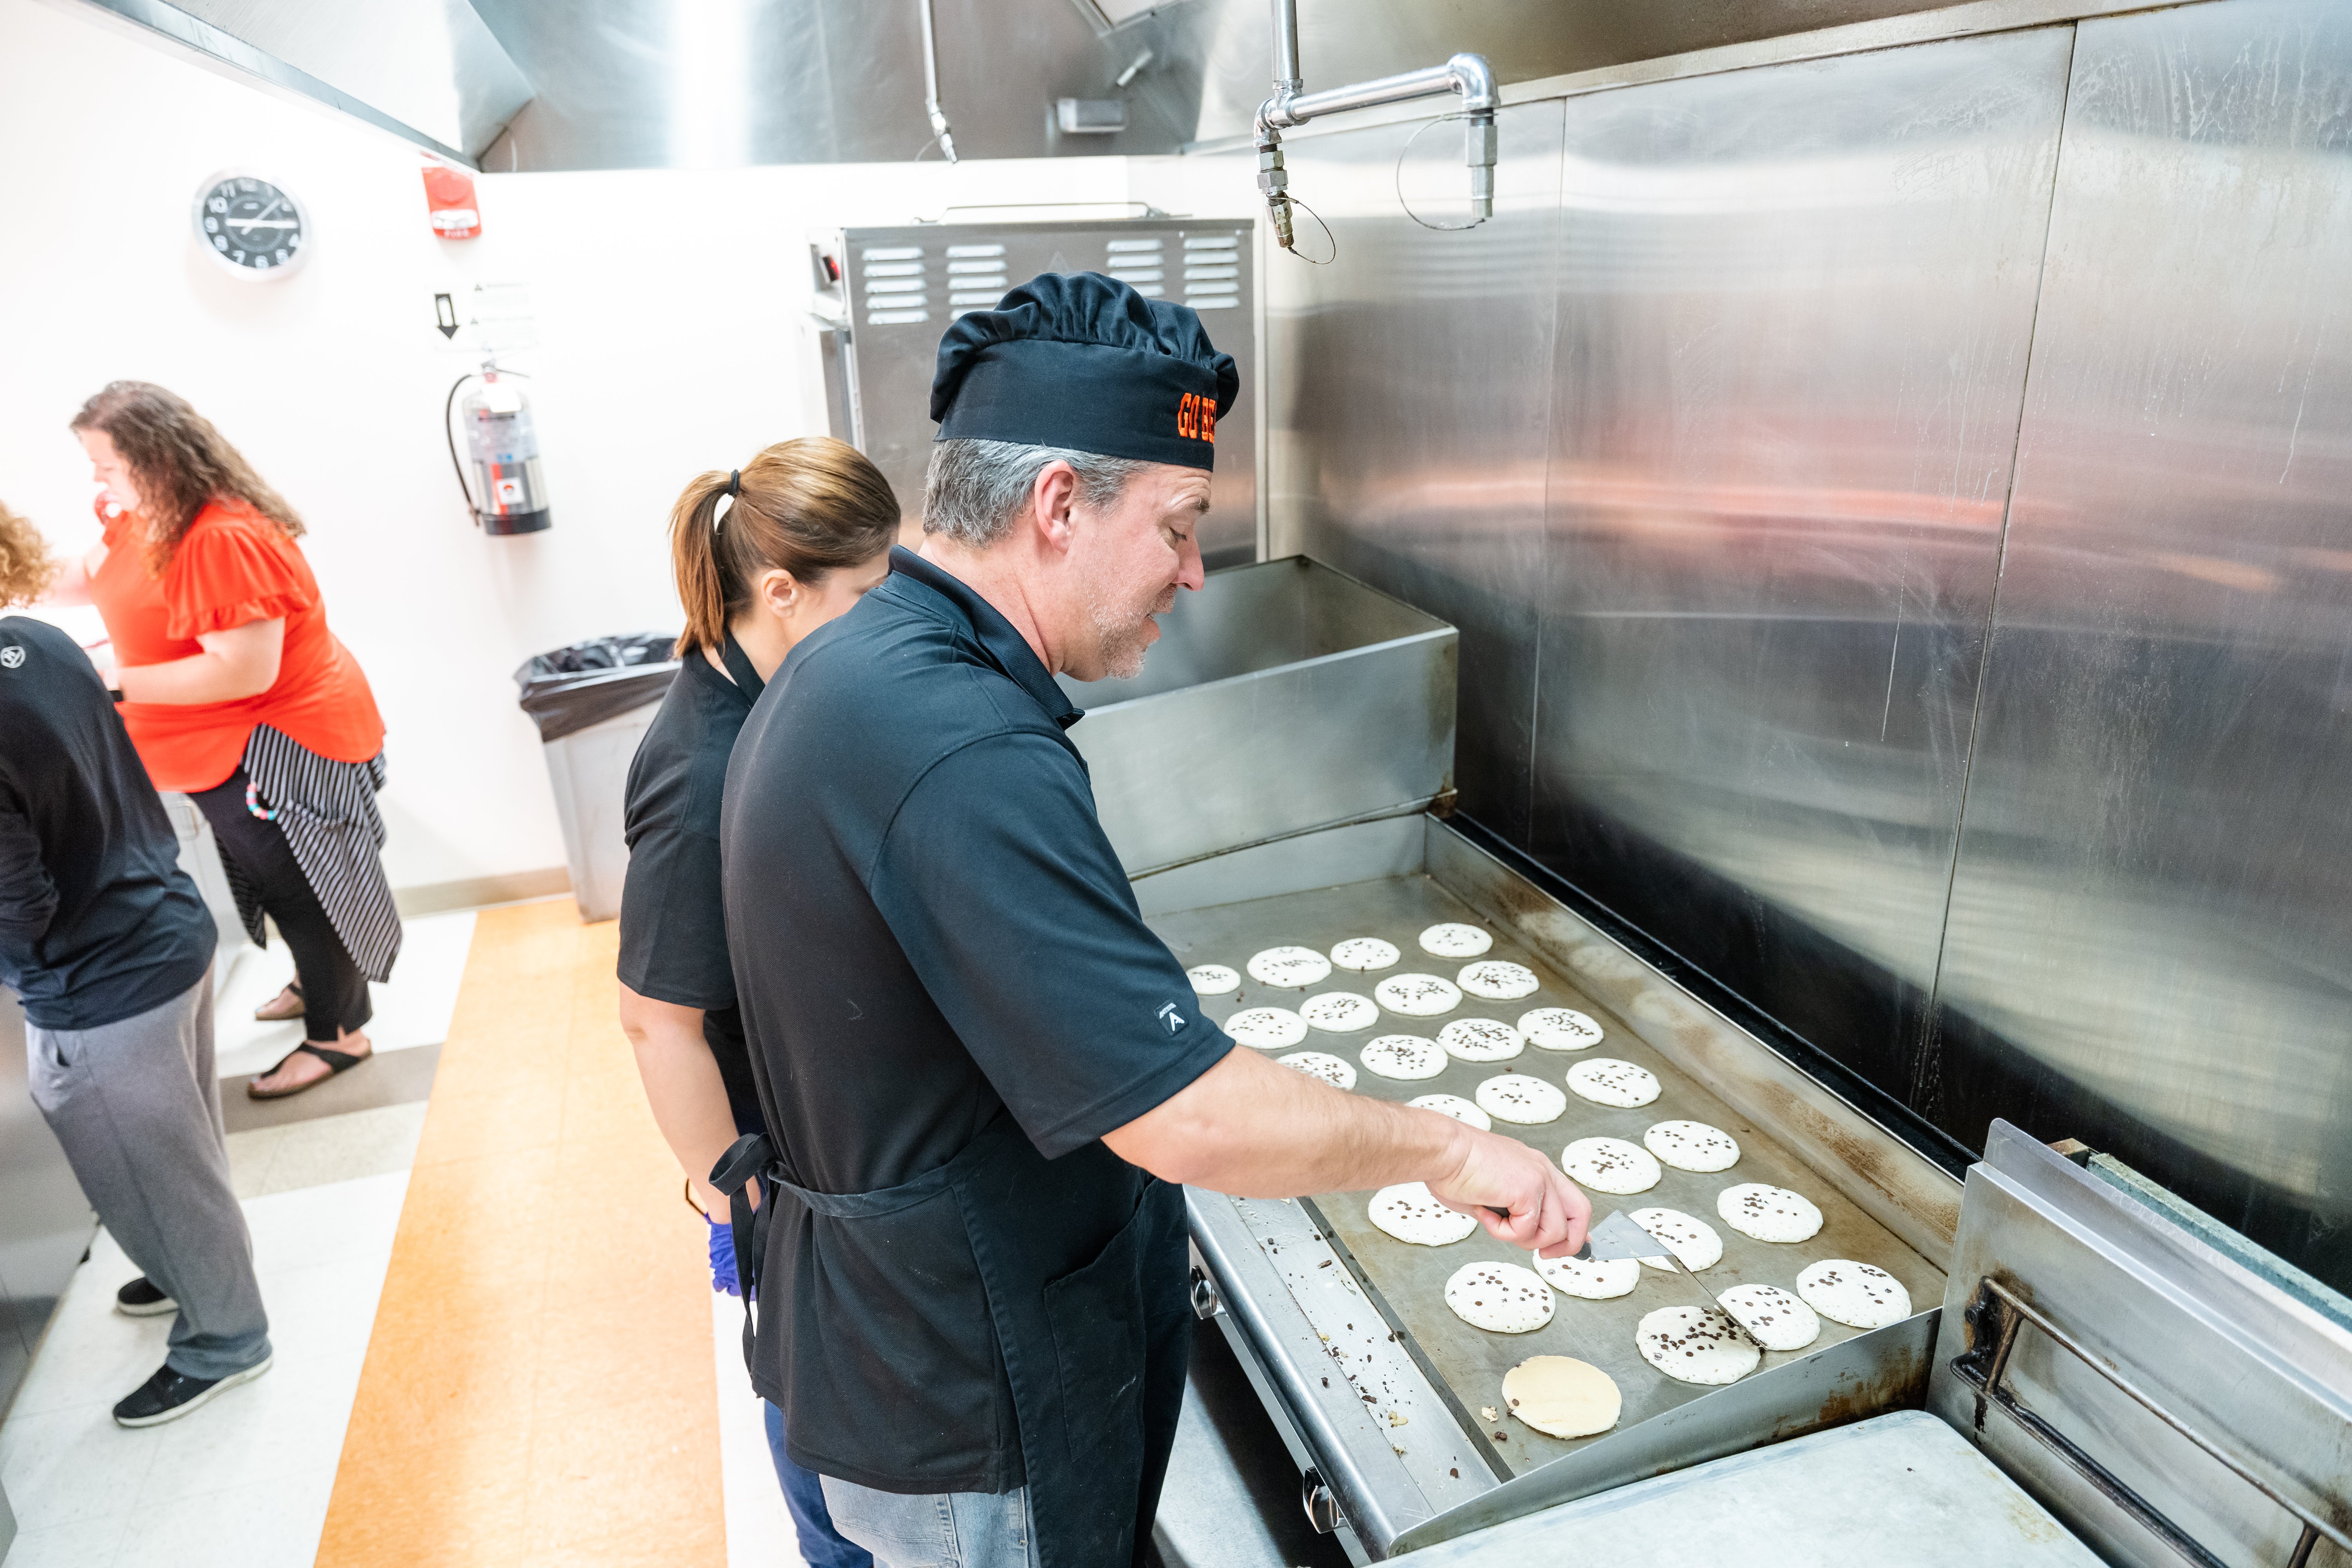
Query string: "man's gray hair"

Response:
xmin=922 ymin=439 xmax=1152 ymax=548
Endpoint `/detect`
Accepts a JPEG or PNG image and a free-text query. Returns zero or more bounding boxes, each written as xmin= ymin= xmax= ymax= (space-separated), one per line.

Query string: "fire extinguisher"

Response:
xmin=443 ymin=360 xmax=552 ymax=535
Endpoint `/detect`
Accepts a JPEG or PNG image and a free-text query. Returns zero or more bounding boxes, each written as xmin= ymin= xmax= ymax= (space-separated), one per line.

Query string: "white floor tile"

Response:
xmin=252 ymin=1256 xmax=395 ymax=1365
xmin=241 ymin=1168 xmax=410 ymax=1275
xmin=113 ymin=1476 xmax=331 ymax=1568
xmin=713 ymin=1291 xmax=800 ymax=1568
xmin=139 ymin=1351 xmax=357 ymax=1506
xmin=214 ymin=909 xmax=476 ymax=1079
xmin=0 ymin=1403 xmax=162 ymax=1529
xmin=3 ymin=1166 xmax=407 ymax=1568
xmin=0 ymin=1512 xmax=132 ymax=1568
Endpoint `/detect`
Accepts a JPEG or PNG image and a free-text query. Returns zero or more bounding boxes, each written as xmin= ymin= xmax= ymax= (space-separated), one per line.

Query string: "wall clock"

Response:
xmin=192 ymin=172 xmax=312 ymax=279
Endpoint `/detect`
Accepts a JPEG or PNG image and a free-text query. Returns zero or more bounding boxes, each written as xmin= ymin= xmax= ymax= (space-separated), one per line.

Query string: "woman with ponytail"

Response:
xmin=615 ymin=437 xmax=895 ymax=1568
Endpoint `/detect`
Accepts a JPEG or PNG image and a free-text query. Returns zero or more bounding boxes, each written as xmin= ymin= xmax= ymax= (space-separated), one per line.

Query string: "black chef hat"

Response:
xmin=931 ymin=271 xmax=1240 ymax=472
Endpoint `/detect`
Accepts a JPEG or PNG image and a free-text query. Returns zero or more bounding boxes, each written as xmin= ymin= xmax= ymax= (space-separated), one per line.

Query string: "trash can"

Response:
xmin=514 ymin=633 xmax=679 ymax=922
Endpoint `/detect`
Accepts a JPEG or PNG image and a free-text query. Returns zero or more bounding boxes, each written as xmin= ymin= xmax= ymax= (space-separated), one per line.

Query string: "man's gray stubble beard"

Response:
xmin=1091 ymin=583 xmax=1176 ymax=681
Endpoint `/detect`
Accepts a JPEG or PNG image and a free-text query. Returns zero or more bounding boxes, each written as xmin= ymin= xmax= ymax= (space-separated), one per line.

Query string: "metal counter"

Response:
xmin=1145 ymin=815 xmax=1955 ymax=1557
xmin=1068 ymin=557 xmax=1456 ymax=877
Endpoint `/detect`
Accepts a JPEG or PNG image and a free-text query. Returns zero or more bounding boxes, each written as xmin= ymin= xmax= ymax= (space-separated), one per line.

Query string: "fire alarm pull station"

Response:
xmin=423 ymin=162 xmax=481 ymax=240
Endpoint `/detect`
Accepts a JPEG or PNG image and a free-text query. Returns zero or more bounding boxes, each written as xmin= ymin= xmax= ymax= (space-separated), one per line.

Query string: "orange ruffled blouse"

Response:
xmin=87 ymin=497 xmax=385 ymax=794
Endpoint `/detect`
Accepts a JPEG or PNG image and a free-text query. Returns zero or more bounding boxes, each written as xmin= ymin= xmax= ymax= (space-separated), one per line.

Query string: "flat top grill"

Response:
xmin=1150 ymin=869 xmax=1948 ymax=1482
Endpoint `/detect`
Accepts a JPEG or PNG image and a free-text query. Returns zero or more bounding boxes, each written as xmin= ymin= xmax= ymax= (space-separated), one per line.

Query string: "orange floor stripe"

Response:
xmin=316 ymin=902 xmax=727 ymax=1568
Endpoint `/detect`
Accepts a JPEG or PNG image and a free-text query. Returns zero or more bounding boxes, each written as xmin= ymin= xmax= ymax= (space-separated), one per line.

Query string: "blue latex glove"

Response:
xmin=708 ymin=1213 xmax=741 ymax=1297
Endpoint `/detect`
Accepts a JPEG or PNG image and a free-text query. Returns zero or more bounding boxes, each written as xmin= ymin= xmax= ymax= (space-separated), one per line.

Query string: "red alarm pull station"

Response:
xmin=423 ymin=162 xmax=481 ymax=240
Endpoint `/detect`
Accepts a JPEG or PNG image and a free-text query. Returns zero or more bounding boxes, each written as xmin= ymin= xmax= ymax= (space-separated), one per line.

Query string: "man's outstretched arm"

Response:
xmin=1103 ymin=1045 xmax=1590 ymax=1258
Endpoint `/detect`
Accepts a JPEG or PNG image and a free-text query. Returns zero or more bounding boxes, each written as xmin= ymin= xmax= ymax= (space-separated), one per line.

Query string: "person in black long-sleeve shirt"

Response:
xmin=0 ymin=501 xmax=272 ymax=1428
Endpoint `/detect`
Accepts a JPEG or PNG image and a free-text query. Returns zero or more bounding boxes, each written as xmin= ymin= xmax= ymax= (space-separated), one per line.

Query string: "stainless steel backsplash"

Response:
xmin=1252 ymin=0 xmax=2352 ymax=1291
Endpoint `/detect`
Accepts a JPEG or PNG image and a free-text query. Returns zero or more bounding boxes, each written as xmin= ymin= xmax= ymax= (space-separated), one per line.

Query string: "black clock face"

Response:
xmin=195 ymin=176 xmax=307 ymax=275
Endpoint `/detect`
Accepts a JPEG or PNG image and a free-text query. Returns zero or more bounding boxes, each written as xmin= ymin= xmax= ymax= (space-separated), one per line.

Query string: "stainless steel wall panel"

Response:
xmin=1932 ymin=0 xmax=2352 ymax=1287
xmin=1529 ymin=31 xmax=2072 ymax=1102
xmin=1263 ymin=100 xmax=1567 ymax=840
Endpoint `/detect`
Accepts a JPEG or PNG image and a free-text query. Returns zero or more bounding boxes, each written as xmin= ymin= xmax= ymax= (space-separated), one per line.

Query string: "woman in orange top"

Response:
xmin=51 ymin=382 xmax=399 ymax=1099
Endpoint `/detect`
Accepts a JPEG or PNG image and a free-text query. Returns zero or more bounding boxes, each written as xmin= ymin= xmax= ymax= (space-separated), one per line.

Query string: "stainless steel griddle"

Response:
xmin=1160 ymin=870 xmax=1946 ymax=1474
xmin=1137 ymin=814 xmax=1961 ymax=1561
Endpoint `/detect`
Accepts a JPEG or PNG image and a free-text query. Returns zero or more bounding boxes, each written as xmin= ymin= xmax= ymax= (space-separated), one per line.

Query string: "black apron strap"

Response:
xmin=718 ymin=631 xmax=766 ymax=701
xmin=711 ymin=1133 xmax=774 ymax=1376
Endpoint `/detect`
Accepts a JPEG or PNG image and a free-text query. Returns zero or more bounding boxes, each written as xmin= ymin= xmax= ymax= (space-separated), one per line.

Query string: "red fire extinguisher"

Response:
xmin=423 ymin=161 xmax=481 ymax=240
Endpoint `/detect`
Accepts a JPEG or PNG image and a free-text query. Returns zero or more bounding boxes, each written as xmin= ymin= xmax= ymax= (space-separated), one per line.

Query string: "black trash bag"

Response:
xmin=513 ymin=632 xmax=681 ymax=742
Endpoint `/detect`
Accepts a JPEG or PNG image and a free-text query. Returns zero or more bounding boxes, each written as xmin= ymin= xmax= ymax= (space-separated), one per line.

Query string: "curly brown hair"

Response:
xmin=0 ymin=500 xmax=60 ymax=609
xmin=70 ymin=381 xmax=303 ymax=572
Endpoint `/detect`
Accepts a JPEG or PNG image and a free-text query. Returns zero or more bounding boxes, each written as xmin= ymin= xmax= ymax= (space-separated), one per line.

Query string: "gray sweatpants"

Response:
xmin=26 ymin=973 xmax=271 ymax=1381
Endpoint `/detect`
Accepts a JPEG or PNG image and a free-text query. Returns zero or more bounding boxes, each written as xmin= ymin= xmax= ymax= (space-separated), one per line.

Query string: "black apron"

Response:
xmin=709 ymin=626 xmax=1193 ymax=1565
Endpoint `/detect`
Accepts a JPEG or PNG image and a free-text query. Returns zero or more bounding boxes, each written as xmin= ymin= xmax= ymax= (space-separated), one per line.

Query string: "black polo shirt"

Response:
xmin=0 ymin=616 xmax=215 ymax=1031
xmin=722 ymin=546 xmax=1233 ymax=1196
xmin=616 ymin=652 xmax=762 ymax=1134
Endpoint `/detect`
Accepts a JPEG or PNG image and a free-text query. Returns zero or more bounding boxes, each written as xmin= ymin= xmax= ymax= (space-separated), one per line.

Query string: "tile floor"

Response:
xmin=0 ymin=1173 xmax=409 ymax=1568
xmin=214 ymin=911 xmax=478 ymax=1082
xmin=1 ymin=900 xmax=800 ymax=1568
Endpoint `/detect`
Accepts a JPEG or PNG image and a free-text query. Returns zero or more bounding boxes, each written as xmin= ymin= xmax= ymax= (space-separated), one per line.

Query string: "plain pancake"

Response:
xmin=1643 ymin=1119 xmax=1740 ymax=1172
xmin=1329 ymin=936 xmax=1401 ymax=971
xmin=1636 ymin=1305 xmax=1760 ymax=1385
xmin=1475 ymin=1073 xmax=1567 ymax=1125
xmin=1438 ymin=1018 xmax=1524 ymax=1062
xmin=1532 ymin=1252 xmax=1641 ymax=1300
xmin=1457 ymin=960 xmax=1540 ymax=1002
xmin=1419 ymin=922 xmax=1494 ymax=958
xmin=1225 ymin=1007 xmax=1307 ymax=1049
xmin=1410 ymin=1093 xmax=1491 ymax=1130
xmin=1368 ymin=1183 xmax=1478 ymax=1246
xmin=1627 ymin=1207 xmax=1722 ymax=1272
xmin=1717 ymin=1183 xmax=1824 ymax=1243
xmin=1717 ymin=1283 xmax=1820 ymax=1351
xmin=1247 ymin=946 xmax=1332 ymax=989
xmin=1797 ymin=1260 xmax=1912 ymax=1328
xmin=1565 ymin=1058 xmax=1661 ymax=1108
xmin=1359 ymin=1034 xmax=1446 ymax=1081
xmin=1186 ymin=964 xmax=1240 ymax=995
xmin=1300 ymin=991 xmax=1379 ymax=1033
xmin=1445 ymin=1261 xmax=1555 ymax=1334
xmin=1519 ymin=1007 xmax=1604 ymax=1051
xmin=1560 ymin=1136 xmax=1661 ymax=1194
xmin=1502 ymin=1356 xmax=1620 ymax=1439
xmin=1375 ymin=973 xmax=1462 ymax=1017
xmin=1277 ymin=1051 xmax=1357 ymax=1090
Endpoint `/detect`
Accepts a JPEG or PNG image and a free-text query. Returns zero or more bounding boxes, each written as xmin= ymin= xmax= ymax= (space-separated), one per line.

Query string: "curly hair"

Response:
xmin=0 ymin=500 xmax=60 ymax=609
xmin=70 ymin=381 xmax=303 ymax=572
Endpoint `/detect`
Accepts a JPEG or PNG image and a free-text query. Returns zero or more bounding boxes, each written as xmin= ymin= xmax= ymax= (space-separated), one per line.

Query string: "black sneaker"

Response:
xmin=112 ymin=1356 xmax=272 ymax=1428
xmin=115 ymin=1278 xmax=176 ymax=1317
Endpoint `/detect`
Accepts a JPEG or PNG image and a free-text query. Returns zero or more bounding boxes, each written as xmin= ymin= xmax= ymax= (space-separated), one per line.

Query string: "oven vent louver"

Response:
xmin=1181 ymin=233 xmax=1243 ymax=309
xmin=861 ymin=246 xmax=930 ymax=325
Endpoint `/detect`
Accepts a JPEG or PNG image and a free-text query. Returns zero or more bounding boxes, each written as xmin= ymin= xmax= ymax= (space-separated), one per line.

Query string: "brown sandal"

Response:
xmin=246 ymin=1041 xmax=369 ymax=1100
xmin=253 ymin=982 xmax=304 ymax=1023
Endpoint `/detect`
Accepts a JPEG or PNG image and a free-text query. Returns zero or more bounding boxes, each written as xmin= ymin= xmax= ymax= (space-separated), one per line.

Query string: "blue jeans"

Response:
xmin=766 ymin=1401 xmax=875 ymax=1568
xmin=817 ymin=1475 xmax=1038 ymax=1568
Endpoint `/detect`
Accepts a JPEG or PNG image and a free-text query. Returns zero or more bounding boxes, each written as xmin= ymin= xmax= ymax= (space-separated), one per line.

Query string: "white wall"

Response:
xmin=0 ymin=0 xmax=1180 ymax=895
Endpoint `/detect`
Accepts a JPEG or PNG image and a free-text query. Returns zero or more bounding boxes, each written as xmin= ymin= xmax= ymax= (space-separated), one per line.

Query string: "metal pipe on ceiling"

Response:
xmin=1252 ymin=0 xmax=1495 ymax=251
xmin=919 ymin=0 xmax=959 ymax=162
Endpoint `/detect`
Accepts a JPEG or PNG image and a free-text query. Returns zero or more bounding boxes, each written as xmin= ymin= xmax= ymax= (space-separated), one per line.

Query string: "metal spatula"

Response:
xmin=1577 ymin=1209 xmax=1760 ymax=1347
